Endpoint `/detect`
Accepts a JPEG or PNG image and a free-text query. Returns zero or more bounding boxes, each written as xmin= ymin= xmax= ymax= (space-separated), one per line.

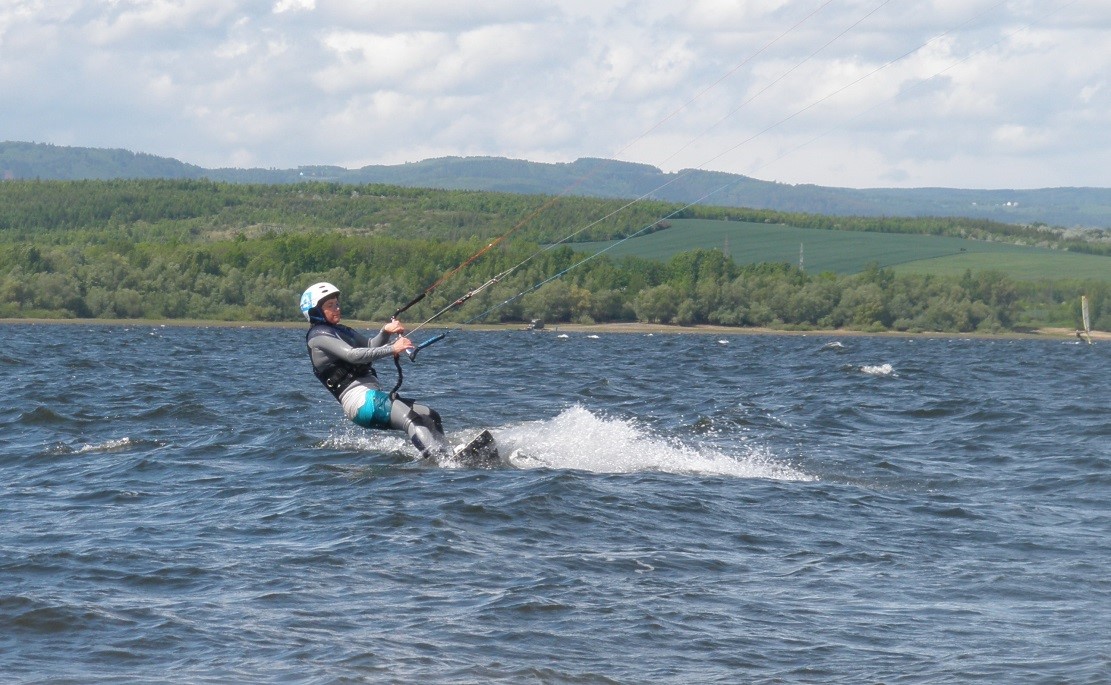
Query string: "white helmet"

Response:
xmin=300 ymin=282 xmax=340 ymax=322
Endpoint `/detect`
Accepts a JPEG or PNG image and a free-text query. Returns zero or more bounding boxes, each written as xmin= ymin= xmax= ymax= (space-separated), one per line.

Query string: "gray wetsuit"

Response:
xmin=306 ymin=322 xmax=450 ymax=457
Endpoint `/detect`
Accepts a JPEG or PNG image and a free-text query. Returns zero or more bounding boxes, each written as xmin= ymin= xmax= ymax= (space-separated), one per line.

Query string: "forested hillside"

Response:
xmin=0 ymin=179 xmax=1105 ymax=332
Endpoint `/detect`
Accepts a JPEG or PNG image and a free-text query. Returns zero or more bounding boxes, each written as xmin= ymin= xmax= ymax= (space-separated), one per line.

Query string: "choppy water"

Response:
xmin=1 ymin=323 xmax=1108 ymax=683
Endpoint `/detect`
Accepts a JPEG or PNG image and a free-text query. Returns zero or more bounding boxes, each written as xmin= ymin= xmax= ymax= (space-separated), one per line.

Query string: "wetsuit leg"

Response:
xmin=389 ymin=398 xmax=450 ymax=457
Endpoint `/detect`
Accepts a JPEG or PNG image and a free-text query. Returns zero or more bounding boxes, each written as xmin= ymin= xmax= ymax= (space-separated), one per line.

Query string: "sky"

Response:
xmin=2 ymin=0 xmax=1109 ymax=189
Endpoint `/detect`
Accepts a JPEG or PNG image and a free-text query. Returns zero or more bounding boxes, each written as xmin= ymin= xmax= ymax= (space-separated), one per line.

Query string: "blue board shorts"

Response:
xmin=352 ymin=389 xmax=393 ymax=429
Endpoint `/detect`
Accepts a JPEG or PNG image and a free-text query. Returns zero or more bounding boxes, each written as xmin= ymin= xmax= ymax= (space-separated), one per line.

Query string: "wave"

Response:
xmin=315 ymin=406 xmax=813 ymax=481
xmin=320 ymin=425 xmax=411 ymax=456
xmin=37 ymin=437 xmax=144 ymax=459
xmin=18 ymin=406 xmax=70 ymax=425
xmin=74 ymin=437 xmax=137 ymax=454
xmin=496 ymin=405 xmax=814 ymax=481
xmin=860 ymin=363 xmax=897 ymax=377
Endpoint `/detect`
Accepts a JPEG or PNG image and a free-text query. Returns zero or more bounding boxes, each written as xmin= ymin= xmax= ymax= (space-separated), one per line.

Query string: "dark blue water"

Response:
xmin=2 ymin=323 xmax=1108 ymax=683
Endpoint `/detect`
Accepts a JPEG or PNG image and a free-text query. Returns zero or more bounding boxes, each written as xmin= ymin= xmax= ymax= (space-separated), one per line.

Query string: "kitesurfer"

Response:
xmin=300 ymin=282 xmax=452 ymax=458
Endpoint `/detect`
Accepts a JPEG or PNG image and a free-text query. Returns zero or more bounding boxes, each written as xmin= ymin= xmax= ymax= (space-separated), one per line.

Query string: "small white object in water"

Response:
xmin=861 ymin=363 xmax=896 ymax=377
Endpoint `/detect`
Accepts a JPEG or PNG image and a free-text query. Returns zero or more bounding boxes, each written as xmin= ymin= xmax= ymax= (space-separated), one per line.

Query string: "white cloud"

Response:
xmin=273 ymin=0 xmax=314 ymax=13
xmin=2 ymin=0 xmax=1110 ymax=188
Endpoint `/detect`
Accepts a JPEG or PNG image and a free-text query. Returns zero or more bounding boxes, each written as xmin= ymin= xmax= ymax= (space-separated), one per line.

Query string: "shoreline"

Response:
xmin=2 ymin=317 xmax=1105 ymax=341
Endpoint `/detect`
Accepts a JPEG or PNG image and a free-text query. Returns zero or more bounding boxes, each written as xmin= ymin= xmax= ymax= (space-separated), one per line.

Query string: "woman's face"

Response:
xmin=321 ymin=295 xmax=341 ymax=324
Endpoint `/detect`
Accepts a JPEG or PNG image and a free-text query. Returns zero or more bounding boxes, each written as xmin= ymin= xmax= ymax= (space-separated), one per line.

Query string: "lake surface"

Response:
xmin=2 ymin=323 xmax=1108 ymax=683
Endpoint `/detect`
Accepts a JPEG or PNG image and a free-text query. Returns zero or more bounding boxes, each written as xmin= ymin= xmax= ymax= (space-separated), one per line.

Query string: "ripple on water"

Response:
xmin=0 ymin=325 xmax=1108 ymax=683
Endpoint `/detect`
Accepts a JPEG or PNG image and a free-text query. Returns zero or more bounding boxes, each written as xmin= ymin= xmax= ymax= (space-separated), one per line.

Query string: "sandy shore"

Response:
xmin=3 ymin=317 xmax=1106 ymax=341
xmin=520 ymin=322 xmax=1110 ymax=341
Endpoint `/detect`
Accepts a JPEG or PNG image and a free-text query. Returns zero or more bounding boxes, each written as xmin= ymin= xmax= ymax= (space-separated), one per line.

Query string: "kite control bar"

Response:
xmin=404 ymin=332 xmax=446 ymax=361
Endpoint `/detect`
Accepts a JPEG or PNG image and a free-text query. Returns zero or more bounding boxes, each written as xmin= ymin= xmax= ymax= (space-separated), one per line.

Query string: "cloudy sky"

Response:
xmin=2 ymin=0 xmax=1108 ymax=189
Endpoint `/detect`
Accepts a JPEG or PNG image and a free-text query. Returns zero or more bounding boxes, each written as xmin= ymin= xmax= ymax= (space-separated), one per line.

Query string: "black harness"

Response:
xmin=306 ymin=324 xmax=377 ymax=400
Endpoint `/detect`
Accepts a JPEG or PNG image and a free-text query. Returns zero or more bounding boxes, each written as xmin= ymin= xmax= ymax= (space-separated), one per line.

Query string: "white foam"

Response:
xmin=321 ymin=424 xmax=409 ymax=454
xmin=317 ymin=408 xmax=815 ymax=481
xmin=861 ymin=363 xmax=896 ymax=377
xmin=497 ymin=405 xmax=814 ymax=481
xmin=75 ymin=437 xmax=135 ymax=454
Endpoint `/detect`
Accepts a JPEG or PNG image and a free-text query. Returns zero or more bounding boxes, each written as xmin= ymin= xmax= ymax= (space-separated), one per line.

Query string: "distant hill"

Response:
xmin=0 ymin=141 xmax=205 ymax=180
xmin=3 ymin=141 xmax=1110 ymax=229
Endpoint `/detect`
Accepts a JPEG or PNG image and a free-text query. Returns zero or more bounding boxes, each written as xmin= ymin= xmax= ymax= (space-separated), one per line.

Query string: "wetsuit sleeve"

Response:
xmin=311 ymin=330 xmax=395 ymax=364
xmin=367 ymin=327 xmax=391 ymax=348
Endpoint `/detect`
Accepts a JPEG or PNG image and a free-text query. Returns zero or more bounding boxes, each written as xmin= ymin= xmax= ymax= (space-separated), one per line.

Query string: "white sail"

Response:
xmin=1082 ymin=295 xmax=1091 ymax=334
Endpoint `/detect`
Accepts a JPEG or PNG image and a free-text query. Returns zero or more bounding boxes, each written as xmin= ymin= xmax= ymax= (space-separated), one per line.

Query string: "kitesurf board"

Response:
xmin=450 ymin=429 xmax=500 ymax=468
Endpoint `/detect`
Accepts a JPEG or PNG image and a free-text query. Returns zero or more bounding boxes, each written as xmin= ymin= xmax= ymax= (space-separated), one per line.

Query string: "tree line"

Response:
xmin=0 ymin=179 xmax=1105 ymax=332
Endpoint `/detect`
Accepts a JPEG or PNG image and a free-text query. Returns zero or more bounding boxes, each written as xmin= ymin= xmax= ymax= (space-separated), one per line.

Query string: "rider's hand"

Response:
xmin=383 ymin=319 xmax=406 ymax=335
xmin=391 ymin=336 xmax=413 ymax=355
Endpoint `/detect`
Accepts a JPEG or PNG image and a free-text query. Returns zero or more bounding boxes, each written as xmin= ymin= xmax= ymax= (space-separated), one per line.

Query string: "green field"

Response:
xmin=570 ymin=219 xmax=1111 ymax=281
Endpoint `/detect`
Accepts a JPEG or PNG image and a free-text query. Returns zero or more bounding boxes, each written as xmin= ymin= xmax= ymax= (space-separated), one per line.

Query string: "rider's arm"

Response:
xmin=312 ymin=330 xmax=395 ymax=363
